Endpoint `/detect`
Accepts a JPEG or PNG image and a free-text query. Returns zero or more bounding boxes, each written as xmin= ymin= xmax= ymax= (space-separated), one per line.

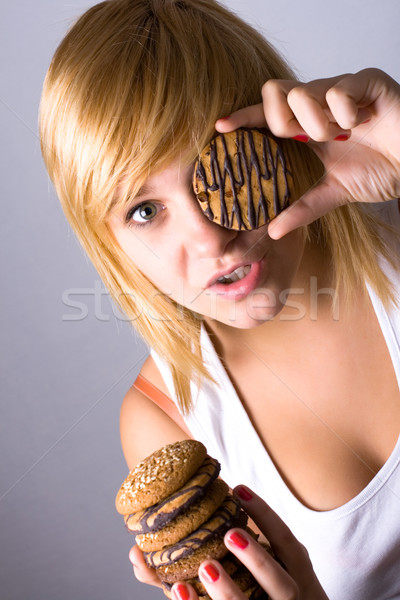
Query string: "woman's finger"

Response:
xmin=233 ymin=486 xmax=327 ymax=597
xmin=215 ymin=103 xmax=266 ymax=132
xmin=171 ymin=581 xmax=199 ymax=600
xmin=129 ymin=544 xmax=163 ymax=588
xmin=217 ymin=70 xmax=397 ymax=141
xmin=224 ymin=530 xmax=300 ymax=600
xmin=267 ymin=176 xmax=346 ymax=239
xmin=198 ymin=559 xmax=253 ymax=600
xmin=325 ymin=68 xmax=396 ymax=123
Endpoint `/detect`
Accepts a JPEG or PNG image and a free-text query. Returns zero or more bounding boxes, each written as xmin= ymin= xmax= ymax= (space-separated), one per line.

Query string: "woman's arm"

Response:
xmin=122 ymin=366 xmax=328 ymax=598
xmin=216 ymin=68 xmax=400 ymax=238
xmin=120 ymin=355 xmax=189 ymax=469
xmin=120 ymin=355 xmax=190 ymax=587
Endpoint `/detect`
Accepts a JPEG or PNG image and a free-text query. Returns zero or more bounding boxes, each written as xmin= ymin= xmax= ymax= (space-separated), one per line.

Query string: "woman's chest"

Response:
xmin=224 ymin=305 xmax=400 ymax=511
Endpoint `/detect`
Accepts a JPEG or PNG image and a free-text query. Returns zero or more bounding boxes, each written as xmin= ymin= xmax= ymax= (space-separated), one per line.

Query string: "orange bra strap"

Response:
xmin=133 ymin=374 xmax=192 ymax=438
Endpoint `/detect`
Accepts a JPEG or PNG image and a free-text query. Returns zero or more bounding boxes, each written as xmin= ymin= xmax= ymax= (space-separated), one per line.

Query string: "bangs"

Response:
xmin=41 ymin=0 xmax=295 ymax=222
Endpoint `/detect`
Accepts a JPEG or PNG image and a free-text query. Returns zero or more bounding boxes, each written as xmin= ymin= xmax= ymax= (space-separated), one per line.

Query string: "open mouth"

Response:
xmin=207 ymin=260 xmax=263 ymax=301
xmin=216 ymin=265 xmax=251 ymax=284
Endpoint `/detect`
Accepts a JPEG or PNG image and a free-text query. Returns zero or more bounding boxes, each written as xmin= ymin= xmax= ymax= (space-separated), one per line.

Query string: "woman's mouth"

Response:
xmin=208 ymin=261 xmax=263 ymax=300
xmin=216 ymin=264 xmax=251 ymax=284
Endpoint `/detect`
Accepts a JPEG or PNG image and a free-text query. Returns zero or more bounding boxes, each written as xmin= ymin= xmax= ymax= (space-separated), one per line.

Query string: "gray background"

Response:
xmin=1 ymin=1 xmax=399 ymax=599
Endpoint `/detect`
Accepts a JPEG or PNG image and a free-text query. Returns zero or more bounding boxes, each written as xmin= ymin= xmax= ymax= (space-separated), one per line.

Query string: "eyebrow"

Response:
xmin=110 ymin=181 xmax=154 ymax=210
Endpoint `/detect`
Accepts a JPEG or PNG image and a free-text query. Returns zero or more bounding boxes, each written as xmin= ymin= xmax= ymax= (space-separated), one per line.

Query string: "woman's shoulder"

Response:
xmin=139 ymin=354 xmax=173 ymax=397
xmin=120 ymin=355 xmax=189 ymax=470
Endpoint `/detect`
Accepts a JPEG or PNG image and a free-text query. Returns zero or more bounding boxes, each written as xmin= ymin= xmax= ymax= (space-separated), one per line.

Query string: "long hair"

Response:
xmin=40 ymin=0 xmax=397 ymax=413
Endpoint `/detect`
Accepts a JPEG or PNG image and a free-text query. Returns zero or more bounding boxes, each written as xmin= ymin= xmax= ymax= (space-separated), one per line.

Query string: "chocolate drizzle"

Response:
xmin=194 ymin=128 xmax=292 ymax=230
xmin=125 ymin=456 xmax=220 ymax=534
xmin=144 ymin=496 xmax=244 ymax=568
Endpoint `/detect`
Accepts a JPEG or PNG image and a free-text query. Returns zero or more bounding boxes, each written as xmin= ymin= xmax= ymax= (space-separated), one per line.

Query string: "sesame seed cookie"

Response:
xmin=115 ymin=440 xmax=207 ymax=515
xmin=125 ymin=455 xmax=220 ymax=534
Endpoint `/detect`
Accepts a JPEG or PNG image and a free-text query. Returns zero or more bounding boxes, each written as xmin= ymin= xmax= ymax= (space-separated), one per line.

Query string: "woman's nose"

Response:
xmin=179 ymin=195 xmax=238 ymax=259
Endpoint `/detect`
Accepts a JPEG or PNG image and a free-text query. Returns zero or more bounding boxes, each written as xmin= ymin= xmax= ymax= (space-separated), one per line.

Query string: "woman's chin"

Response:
xmin=212 ymin=301 xmax=286 ymax=330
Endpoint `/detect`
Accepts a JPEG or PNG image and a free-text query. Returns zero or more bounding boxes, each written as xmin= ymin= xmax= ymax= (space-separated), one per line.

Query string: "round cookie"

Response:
xmin=156 ymin=534 xmax=231 ymax=583
xmin=193 ymin=127 xmax=293 ymax=230
xmin=154 ymin=507 xmax=248 ymax=582
xmin=125 ymin=455 xmax=221 ymax=534
xmin=162 ymin=560 xmax=256 ymax=599
xmin=144 ymin=496 xmax=243 ymax=568
xmin=116 ymin=440 xmax=207 ymax=515
xmin=170 ymin=554 xmax=257 ymax=596
xmin=166 ymin=578 xmax=270 ymax=600
xmin=136 ymin=478 xmax=229 ymax=551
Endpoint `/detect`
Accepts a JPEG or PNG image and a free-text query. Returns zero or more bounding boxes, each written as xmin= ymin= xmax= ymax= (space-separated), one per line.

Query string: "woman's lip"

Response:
xmin=207 ymin=260 xmax=264 ymax=300
xmin=206 ymin=261 xmax=252 ymax=289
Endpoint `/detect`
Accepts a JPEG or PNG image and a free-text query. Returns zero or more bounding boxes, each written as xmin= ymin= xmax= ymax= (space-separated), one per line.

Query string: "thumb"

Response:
xmin=267 ymin=178 xmax=346 ymax=239
xmin=129 ymin=545 xmax=163 ymax=588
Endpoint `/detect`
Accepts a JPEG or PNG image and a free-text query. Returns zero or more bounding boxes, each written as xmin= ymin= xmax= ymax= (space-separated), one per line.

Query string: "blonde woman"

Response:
xmin=40 ymin=0 xmax=400 ymax=598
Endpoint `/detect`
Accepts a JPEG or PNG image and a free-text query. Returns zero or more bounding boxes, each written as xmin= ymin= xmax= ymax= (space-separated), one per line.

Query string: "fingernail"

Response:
xmin=361 ymin=119 xmax=371 ymax=125
xmin=334 ymin=134 xmax=350 ymax=141
xmin=200 ymin=563 xmax=220 ymax=583
xmin=235 ymin=486 xmax=253 ymax=501
xmin=218 ymin=116 xmax=230 ymax=121
xmin=292 ymin=134 xmax=309 ymax=143
xmin=172 ymin=583 xmax=190 ymax=600
xmin=227 ymin=530 xmax=249 ymax=550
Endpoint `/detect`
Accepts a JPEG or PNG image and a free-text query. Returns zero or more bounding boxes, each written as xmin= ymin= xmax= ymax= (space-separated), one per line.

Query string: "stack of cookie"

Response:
xmin=115 ymin=440 xmax=268 ymax=599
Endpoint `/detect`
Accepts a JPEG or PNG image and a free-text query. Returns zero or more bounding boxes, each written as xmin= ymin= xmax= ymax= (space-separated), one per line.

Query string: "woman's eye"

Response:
xmin=126 ymin=201 xmax=162 ymax=226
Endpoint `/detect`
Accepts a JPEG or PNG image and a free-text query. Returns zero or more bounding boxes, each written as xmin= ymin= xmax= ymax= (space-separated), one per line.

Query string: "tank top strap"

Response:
xmin=133 ymin=374 xmax=192 ymax=438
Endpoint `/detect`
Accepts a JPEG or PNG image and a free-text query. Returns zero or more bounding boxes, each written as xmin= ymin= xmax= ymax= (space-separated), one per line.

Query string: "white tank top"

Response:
xmin=151 ymin=200 xmax=400 ymax=600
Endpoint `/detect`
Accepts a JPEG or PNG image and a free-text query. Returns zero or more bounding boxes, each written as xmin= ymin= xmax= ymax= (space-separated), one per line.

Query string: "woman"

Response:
xmin=39 ymin=0 xmax=400 ymax=597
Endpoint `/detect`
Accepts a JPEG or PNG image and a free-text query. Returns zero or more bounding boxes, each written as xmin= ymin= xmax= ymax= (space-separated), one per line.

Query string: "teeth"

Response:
xmin=217 ymin=265 xmax=251 ymax=284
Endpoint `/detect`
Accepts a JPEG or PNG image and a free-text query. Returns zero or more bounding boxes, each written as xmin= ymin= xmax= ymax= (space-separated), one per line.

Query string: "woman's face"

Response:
xmin=107 ymin=162 xmax=305 ymax=329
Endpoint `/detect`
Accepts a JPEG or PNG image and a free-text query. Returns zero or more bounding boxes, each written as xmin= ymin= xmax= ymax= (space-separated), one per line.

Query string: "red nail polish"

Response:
xmin=218 ymin=116 xmax=230 ymax=121
xmin=173 ymin=583 xmax=190 ymax=600
xmin=361 ymin=119 xmax=371 ymax=125
xmin=292 ymin=134 xmax=309 ymax=143
xmin=334 ymin=134 xmax=349 ymax=141
xmin=227 ymin=531 xmax=249 ymax=549
xmin=201 ymin=563 xmax=220 ymax=583
xmin=236 ymin=486 xmax=253 ymax=501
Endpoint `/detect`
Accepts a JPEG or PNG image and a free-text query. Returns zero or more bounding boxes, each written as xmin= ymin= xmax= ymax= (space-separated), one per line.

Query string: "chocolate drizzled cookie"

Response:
xmin=193 ymin=128 xmax=293 ymax=230
xmin=115 ymin=440 xmax=270 ymax=599
xmin=125 ymin=456 xmax=221 ymax=535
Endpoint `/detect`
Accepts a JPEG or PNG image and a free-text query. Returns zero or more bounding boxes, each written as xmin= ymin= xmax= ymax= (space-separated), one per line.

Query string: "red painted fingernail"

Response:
xmin=361 ymin=119 xmax=371 ymax=125
xmin=201 ymin=563 xmax=220 ymax=583
xmin=292 ymin=134 xmax=309 ymax=143
xmin=236 ymin=486 xmax=253 ymax=501
xmin=218 ymin=116 xmax=230 ymax=121
xmin=227 ymin=531 xmax=249 ymax=549
xmin=334 ymin=134 xmax=350 ymax=141
xmin=172 ymin=583 xmax=190 ymax=600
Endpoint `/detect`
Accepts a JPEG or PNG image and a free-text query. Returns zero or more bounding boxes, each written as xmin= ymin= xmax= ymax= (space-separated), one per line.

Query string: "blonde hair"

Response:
xmin=40 ymin=0 xmax=397 ymax=413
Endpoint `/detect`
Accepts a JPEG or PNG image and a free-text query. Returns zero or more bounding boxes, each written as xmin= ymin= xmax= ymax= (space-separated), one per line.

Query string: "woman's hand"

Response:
xmin=129 ymin=544 xmax=162 ymax=589
xmin=129 ymin=486 xmax=327 ymax=599
xmin=171 ymin=485 xmax=328 ymax=600
xmin=216 ymin=68 xmax=400 ymax=239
